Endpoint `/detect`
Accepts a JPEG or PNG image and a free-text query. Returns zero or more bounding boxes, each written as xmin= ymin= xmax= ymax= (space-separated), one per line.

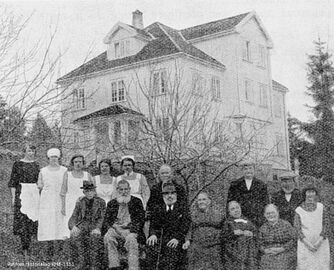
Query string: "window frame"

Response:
xmin=244 ymin=79 xmax=254 ymax=104
xmin=211 ymin=76 xmax=221 ymax=100
xmin=259 ymin=83 xmax=268 ymax=108
xmin=110 ymin=79 xmax=126 ymax=103
xmin=152 ymin=69 xmax=168 ymax=96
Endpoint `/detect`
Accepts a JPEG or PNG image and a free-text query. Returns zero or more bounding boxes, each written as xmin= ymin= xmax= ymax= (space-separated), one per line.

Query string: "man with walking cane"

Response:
xmin=146 ymin=183 xmax=191 ymax=270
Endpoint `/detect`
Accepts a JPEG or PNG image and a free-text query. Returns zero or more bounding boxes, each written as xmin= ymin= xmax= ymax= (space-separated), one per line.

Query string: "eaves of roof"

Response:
xmin=272 ymin=80 xmax=289 ymax=93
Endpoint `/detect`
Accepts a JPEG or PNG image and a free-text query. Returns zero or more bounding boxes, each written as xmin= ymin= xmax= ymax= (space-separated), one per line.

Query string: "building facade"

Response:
xmin=57 ymin=10 xmax=290 ymax=173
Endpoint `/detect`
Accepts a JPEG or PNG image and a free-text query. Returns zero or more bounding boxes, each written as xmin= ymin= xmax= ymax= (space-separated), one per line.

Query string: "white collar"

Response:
xmin=124 ymin=171 xmax=134 ymax=177
xmin=166 ymin=204 xmax=174 ymax=211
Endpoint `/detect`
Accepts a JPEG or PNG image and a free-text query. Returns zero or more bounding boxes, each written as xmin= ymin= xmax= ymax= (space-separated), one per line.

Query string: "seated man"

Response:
xmin=146 ymin=183 xmax=191 ymax=270
xmin=102 ymin=179 xmax=145 ymax=270
xmin=68 ymin=180 xmax=106 ymax=270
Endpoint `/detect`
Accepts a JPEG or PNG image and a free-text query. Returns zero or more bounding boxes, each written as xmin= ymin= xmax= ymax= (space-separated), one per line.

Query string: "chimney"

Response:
xmin=132 ymin=10 xmax=143 ymax=29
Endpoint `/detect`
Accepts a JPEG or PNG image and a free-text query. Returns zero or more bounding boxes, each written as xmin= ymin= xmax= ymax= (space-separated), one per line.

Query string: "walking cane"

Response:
xmin=155 ymin=229 xmax=163 ymax=270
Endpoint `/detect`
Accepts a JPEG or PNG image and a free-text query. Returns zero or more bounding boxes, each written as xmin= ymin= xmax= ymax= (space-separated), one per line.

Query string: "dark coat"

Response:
xmin=101 ymin=196 xmax=145 ymax=244
xmin=68 ymin=195 xmax=106 ymax=231
xmin=271 ymin=189 xmax=302 ymax=225
xmin=227 ymin=177 xmax=269 ymax=227
xmin=149 ymin=201 xmax=191 ymax=243
xmin=146 ymin=180 xmax=187 ymax=219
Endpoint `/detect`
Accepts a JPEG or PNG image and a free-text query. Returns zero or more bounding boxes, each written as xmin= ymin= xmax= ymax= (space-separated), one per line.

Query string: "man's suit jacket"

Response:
xmin=271 ymin=189 xmax=302 ymax=225
xmin=101 ymin=196 xmax=145 ymax=244
xmin=146 ymin=180 xmax=187 ymax=219
xmin=149 ymin=201 xmax=191 ymax=243
xmin=68 ymin=195 xmax=106 ymax=231
xmin=227 ymin=177 xmax=269 ymax=227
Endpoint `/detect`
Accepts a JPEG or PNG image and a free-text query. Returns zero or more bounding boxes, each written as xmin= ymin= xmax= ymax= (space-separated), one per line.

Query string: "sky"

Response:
xmin=4 ymin=0 xmax=334 ymax=122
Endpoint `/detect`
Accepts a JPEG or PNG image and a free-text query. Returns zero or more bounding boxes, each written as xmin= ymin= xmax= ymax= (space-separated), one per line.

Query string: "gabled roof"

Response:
xmin=73 ymin=104 xmax=143 ymax=123
xmin=272 ymin=80 xmax=289 ymax=93
xmin=57 ymin=20 xmax=224 ymax=82
xmin=181 ymin=12 xmax=249 ymax=40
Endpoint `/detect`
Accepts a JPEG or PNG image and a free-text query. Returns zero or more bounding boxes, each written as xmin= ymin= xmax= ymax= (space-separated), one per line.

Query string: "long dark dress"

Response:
xmin=8 ymin=160 xmax=39 ymax=250
xmin=222 ymin=216 xmax=257 ymax=270
xmin=259 ymin=219 xmax=296 ymax=270
xmin=187 ymin=204 xmax=224 ymax=270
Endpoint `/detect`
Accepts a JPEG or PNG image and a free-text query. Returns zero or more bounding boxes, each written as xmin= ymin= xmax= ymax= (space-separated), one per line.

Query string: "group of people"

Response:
xmin=8 ymin=145 xmax=331 ymax=270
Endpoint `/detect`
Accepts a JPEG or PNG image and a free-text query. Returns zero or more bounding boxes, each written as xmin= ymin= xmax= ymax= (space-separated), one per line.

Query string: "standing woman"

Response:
xmin=294 ymin=186 xmax=330 ymax=270
xmin=37 ymin=148 xmax=68 ymax=257
xmin=60 ymin=154 xmax=93 ymax=238
xmin=114 ymin=156 xmax=150 ymax=209
xmin=94 ymin=159 xmax=114 ymax=203
xmin=182 ymin=192 xmax=224 ymax=270
xmin=8 ymin=144 xmax=40 ymax=256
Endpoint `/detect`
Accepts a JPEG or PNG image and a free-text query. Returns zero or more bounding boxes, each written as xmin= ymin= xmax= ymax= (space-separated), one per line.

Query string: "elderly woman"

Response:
xmin=182 ymin=192 xmax=224 ymax=270
xmin=94 ymin=159 xmax=115 ymax=203
xmin=259 ymin=204 xmax=296 ymax=270
xmin=37 ymin=148 xmax=68 ymax=257
xmin=294 ymin=186 xmax=330 ymax=270
xmin=8 ymin=144 xmax=39 ymax=257
xmin=222 ymin=200 xmax=257 ymax=270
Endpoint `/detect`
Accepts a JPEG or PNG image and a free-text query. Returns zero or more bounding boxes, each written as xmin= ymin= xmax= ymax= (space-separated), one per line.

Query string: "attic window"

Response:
xmin=114 ymin=40 xmax=130 ymax=59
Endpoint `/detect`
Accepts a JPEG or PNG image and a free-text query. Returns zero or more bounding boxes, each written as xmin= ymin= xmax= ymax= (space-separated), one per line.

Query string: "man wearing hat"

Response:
xmin=146 ymin=182 xmax=191 ymax=270
xmin=102 ymin=179 xmax=145 ymax=270
xmin=227 ymin=161 xmax=269 ymax=228
xmin=271 ymin=171 xmax=302 ymax=225
xmin=68 ymin=181 xmax=106 ymax=270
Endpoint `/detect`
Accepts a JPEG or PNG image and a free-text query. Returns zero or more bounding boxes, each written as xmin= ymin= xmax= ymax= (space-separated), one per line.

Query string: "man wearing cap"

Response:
xmin=68 ymin=181 xmax=106 ymax=270
xmin=146 ymin=164 xmax=187 ymax=220
xmin=102 ymin=179 xmax=145 ymax=270
xmin=271 ymin=171 xmax=302 ymax=225
xmin=146 ymin=182 xmax=191 ymax=270
xmin=227 ymin=162 xmax=269 ymax=228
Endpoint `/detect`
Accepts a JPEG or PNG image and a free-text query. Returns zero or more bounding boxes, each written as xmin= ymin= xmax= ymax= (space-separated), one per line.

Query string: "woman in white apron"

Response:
xmin=294 ymin=185 xmax=330 ymax=270
xmin=60 ymin=154 xmax=93 ymax=238
xmin=113 ymin=156 xmax=150 ymax=209
xmin=94 ymin=159 xmax=114 ymax=203
xmin=37 ymin=148 xmax=68 ymax=258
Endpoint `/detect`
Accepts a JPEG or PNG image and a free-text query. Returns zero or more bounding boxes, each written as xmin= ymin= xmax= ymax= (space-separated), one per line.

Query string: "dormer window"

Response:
xmin=114 ymin=40 xmax=130 ymax=59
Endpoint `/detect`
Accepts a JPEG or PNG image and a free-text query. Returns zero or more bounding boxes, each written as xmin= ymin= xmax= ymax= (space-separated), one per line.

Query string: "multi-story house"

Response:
xmin=57 ymin=10 xmax=290 ymax=175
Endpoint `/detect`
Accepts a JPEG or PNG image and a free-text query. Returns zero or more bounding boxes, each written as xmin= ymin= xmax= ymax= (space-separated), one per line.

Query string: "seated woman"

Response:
xmin=182 ymin=192 xmax=224 ymax=270
xmin=222 ymin=200 xmax=257 ymax=270
xmin=259 ymin=204 xmax=296 ymax=270
xmin=294 ymin=185 xmax=330 ymax=270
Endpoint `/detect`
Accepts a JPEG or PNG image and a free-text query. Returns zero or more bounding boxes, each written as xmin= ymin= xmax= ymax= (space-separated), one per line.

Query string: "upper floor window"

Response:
xmin=73 ymin=88 xmax=85 ymax=109
xmin=259 ymin=83 xmax=268 ymax=107
xmin=192 ymin=71 xmax=205 ymax=95
xmin=114 ymin=40 xmax=130 ymax=59
xmin=211 ymin=76 xmax=221 ymax=100
xmin=244 ymin=79 xmax=254 ymax=103
xmin=111 ymin=80 xmax=126 ymax=103
xmin=152 ymin=70 xmax=168 ymax=96
xmin=258 ymin=45 xmax=266 ymax=68
xmin=242 ymin=40 xmax=252 ymax=62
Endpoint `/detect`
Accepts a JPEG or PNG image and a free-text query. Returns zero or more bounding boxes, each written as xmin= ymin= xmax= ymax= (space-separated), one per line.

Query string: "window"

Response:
xmin=242 ymin=40 xmax=252 ymax=62
xmin=111 ymin=80 xmax=126 ymax=103
xmin=152 ymin=70 xmax=167 ymax=95
xmin=128 ymin=120 xmax=140 ymax=144
xmin=73 ymin=131 xmax=79 ymax=144
xmin=82 ymin=129 xmax=90 ymax=147
xmin=273 ymin=93 xmax=282 ymax=118
xmin=244 ymin=79 xmax=254 ymax=103
xmin=259 ymin=83 xmax=268 ymax=107
xmin=275 ymin=133 xmax=284 ymax=156
xmin=213 ymin=121 xmax=226 ymax=142
xmin=192 ymin=72 xmax=204 ymax=95
xmin=156 ymin=116 xmax=170 ymax=140
xmin=258 ymin=45 xmax=266 ymax=68
xmin=72 ymin=89 xmax=85 ymax=109
xmin=114 ymin=120 xmax=121 ymax=144
xmin=114 ymin=40 xmax=130 ymax=59
xmin=211 ymin=76 xmax=221 ymax=100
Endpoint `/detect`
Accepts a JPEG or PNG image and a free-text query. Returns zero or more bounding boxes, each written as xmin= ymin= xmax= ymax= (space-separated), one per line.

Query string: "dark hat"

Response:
xmin=80 ymin=181 xmax=96 ymax=190
xmin=162 ymin=183 xmax=176 ymax=194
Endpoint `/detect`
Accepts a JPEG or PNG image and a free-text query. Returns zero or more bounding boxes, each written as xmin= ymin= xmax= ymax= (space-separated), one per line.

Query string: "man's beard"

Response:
xmin=117 ymin=194 xmax=131 ymax=204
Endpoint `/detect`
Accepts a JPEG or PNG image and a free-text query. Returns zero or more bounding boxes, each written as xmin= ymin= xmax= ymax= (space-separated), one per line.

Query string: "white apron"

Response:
xmin=296 ymin=202 xmax=330 ymax=270
xmin=63 ymin=171 xmax=88 ymax=238
xmin=38 ymin=166 xmax=68 ymax=241
xmin=95 ymin=175 xmax=114 ymax=203
xmin=20 ymin=183 xmax=39 ymax=222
